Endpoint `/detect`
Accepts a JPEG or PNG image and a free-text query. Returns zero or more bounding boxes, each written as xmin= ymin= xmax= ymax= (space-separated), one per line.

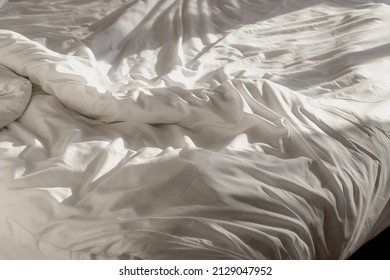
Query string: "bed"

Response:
xmin=0 ymin=0 xmax=389 ymax=260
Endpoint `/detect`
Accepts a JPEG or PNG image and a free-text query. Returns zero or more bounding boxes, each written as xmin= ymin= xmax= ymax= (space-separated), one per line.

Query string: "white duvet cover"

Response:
xmin=0 ymin=0 xmax=389 ymax=259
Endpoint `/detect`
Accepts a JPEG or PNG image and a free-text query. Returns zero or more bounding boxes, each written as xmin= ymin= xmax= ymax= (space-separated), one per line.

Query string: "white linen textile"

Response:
xmin=0 ymin=65 xmax=31 ymax=129
xmin=0 ymin=0 xmax=390 ymax=259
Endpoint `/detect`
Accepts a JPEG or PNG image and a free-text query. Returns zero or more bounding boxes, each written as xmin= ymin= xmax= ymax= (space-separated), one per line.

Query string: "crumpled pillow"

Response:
xmin=0 ymin=64 xmax=31 ymax=129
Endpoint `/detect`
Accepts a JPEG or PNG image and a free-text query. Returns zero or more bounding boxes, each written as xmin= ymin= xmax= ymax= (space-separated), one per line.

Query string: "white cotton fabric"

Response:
xmin=0 ymin=0 xmax=390 ymax=259
xmin=0 ymin=65 xmax=31 ymax=129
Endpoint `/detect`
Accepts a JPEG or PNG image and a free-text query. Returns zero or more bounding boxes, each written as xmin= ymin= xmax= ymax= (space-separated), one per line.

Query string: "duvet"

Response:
xmin=0 ymin=0 xmax=389 ymax=259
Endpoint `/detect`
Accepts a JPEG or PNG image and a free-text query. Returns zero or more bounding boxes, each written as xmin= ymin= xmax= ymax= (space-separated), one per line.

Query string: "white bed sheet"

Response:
xmin=0 ymin=0 xmax=390 ymax=259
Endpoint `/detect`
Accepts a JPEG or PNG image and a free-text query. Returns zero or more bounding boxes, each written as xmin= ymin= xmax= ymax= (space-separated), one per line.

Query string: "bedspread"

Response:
xmin=0 ymin=0 xmax=390 ymax=259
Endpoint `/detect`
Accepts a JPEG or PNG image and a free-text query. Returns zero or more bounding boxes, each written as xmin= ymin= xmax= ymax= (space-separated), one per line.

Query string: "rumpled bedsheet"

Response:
xmin=0 ymin=0 xmax=389 ymax=259
xmin=0 ymin=64 xmax=31 ymax=129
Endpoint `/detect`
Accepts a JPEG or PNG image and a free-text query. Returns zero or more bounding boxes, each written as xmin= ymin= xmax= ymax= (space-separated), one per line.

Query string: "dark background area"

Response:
xmin=349 ymin=227 xmax=390 ymax=260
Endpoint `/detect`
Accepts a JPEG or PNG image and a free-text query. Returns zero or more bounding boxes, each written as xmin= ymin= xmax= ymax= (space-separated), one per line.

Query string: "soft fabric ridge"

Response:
xmin=0 ymin=0 xmax=389 ymax=259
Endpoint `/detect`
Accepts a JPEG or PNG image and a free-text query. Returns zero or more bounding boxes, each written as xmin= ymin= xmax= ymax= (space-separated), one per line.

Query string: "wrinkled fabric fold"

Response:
xmin=0 ymin=0 xmax=390 ymax=259
xmin=0 ymin=65 xmax=31 ymax=129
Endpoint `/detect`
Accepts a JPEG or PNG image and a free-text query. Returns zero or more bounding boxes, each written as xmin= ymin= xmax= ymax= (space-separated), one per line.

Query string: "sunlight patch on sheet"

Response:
xmin=25 ymin=187 xmax=72 ymax=203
